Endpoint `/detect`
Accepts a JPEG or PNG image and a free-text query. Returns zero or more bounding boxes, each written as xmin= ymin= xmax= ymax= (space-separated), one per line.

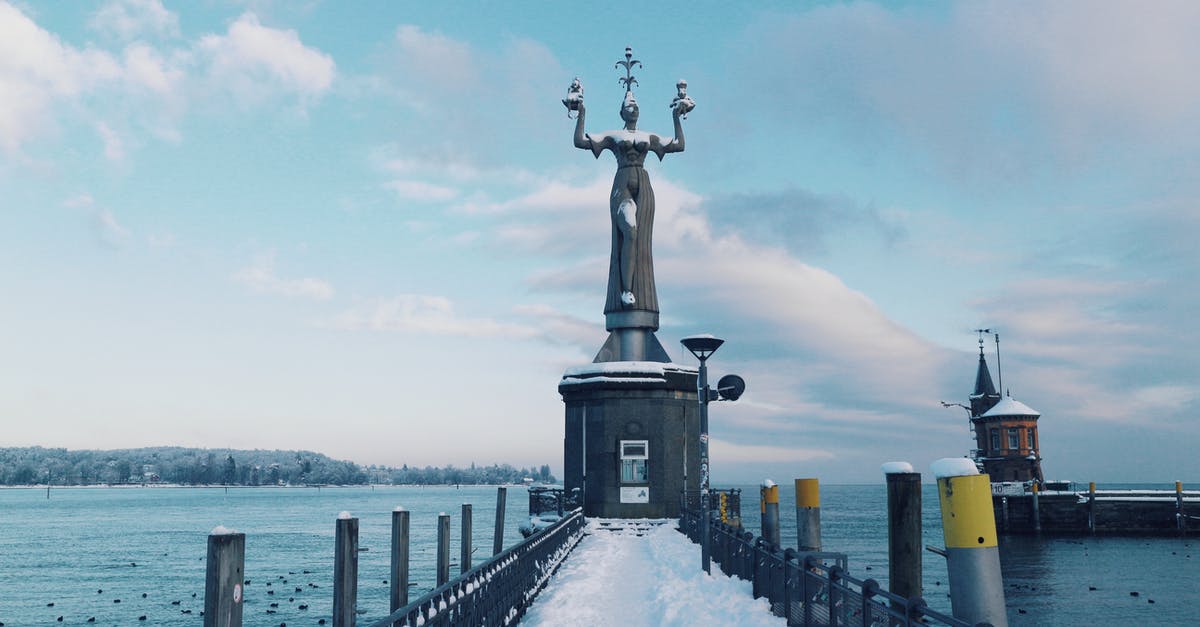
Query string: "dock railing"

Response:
xmin=365 ymin=507 xmax=585 ymax=627
xmin=679 ymin=505 xmax=983 ymax=627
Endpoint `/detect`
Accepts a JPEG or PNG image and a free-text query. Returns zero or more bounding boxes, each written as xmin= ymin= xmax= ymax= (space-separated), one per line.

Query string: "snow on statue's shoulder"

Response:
xmin=931 ymin=457 xmax=979 ymax=479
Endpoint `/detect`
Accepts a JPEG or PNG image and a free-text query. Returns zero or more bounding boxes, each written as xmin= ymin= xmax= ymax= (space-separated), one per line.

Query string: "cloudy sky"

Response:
xmin=3 ymin=1 xmax=1198 ymax=483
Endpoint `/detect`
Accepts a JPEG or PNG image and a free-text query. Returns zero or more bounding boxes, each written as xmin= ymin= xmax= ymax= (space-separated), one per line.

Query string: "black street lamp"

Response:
xmin=681 ymin=334 xmax=745 ymax=574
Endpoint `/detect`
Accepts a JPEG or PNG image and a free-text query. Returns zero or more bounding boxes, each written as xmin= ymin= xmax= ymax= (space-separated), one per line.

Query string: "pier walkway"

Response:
xmin=522 ymin=519 xmax=783 ymax=626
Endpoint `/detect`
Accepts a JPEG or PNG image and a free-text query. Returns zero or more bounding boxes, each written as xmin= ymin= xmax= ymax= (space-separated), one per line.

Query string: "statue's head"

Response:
xmin=620 ymin=90 xmax=640 ymax=125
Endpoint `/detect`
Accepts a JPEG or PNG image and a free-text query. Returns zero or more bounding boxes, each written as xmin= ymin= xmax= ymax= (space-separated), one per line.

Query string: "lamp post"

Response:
xmin=941 ymin=401 xmax=977 ymax=462
xmin=681 ymin=334 xmax=744 ymax=575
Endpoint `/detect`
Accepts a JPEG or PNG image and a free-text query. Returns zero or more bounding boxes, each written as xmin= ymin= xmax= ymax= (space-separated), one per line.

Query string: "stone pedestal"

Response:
xmin=560 ymin=361 xmax=699 ymax=518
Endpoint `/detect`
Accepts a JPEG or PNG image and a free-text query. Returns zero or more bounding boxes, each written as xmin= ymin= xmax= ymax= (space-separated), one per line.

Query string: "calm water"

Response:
xmin=1 ymin=484 xmax=1197 ymax=625
xmin=737 ymin=483 xmax=1200 ymax=626
xmin=0 ymin=485 xmax=533 ymax=626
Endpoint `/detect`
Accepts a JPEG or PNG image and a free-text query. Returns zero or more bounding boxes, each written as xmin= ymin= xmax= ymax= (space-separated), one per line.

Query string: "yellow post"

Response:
xmin=760 ymin=479 xmax=780 ymax=547
xmin=795 ymin=478 xmax=821 ymax=552
xmin=1177 ymin=481 xmax=1185 ymax=532
xmin=1031 ymin=482 xmax=1041 ymax=533
xmin=934 ymin=458 xmax=1007 ymax=627
xmin=1088 ymin=482 xmax=1096 ymax=533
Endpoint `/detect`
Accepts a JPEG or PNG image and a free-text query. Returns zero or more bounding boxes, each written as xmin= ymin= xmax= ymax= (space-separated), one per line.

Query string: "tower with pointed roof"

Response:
xmin=966 ymin=337 xmax=1044 ymax=483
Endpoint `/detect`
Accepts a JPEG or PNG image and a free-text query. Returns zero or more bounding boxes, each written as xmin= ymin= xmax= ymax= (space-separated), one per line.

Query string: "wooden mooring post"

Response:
xmin=1031 ymin=483 xmax=1042 ymax=534
xmin=1088 ymin=482 xmax=1096 ymax=534
xmin=760 ymin=480 xmax=780 ymax=547
xmin=333 ymin=512 xmax=359 ymax=627
xmin=461 ymin=503 xmax=473 ymax=574
xmin=437 ymin=512 xmax=451 ymax=586
xmin=494 ymin=487 xmax=507 ymax=555
xmin=204 ymin=526 xmax=245 ymax=627
xmin=883 ymin=464 xmax=921 ymax=605
xmin=390 ymin=507 xmax=410 ymax=624
xmin=1177 ymin=481 xmax=1185 ymax=533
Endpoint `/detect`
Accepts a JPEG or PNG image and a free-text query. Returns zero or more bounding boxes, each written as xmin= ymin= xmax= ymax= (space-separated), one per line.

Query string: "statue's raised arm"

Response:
xmin=563 ymin=48 xmax=695 ymax=318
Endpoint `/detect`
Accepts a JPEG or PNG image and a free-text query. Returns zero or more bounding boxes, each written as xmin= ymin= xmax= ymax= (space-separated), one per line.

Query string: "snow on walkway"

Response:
xmin=523 ymin=519 xmax=784 ymax=626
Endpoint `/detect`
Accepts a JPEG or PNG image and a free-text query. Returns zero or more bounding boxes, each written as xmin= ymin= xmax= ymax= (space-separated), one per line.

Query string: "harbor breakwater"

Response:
xmin=992 ymin=484 xmax=1199 ymax=535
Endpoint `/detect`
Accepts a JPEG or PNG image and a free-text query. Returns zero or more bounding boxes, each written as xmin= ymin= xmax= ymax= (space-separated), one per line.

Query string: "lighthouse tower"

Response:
xmin=967 ymin=338 xmax=1044 ymax=483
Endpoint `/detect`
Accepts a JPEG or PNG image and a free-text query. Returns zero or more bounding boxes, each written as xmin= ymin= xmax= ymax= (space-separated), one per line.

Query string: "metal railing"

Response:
xmin=680 ymin=508 xmax=981 ymax=627
xmin=527 ymin=486 xmax=579 ymax=518
xmin=366 ymin=508 xmax=585 ymax=626
xmin=680 ymin=488 xmax=742 ymax=525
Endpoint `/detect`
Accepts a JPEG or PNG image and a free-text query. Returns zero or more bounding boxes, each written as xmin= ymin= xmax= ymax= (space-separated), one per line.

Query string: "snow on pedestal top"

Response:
xmin=881 ymin=461 xmax=914 ymax=475
xmin=931 ymin=458 xmax=980 ymax=479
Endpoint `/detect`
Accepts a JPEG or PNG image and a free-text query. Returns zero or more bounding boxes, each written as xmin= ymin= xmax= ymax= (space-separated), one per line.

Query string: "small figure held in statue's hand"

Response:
xmin=563 ymin=77 xmax=584 ymax=118
xmin=670 ymin=79 xmax=695 ymax=118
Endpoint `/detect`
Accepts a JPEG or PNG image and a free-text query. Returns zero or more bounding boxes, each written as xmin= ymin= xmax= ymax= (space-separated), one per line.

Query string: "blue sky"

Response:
xmin=3 ymin=1 xmax=1198 ymax=483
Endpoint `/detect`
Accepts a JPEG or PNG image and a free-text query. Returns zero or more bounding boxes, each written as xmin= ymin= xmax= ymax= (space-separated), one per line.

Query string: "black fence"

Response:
xmin=680 ymin=488 xmax=742 ymax=526
xmin=527 ymin=486 xmax=579 ymax=518
xmin=366 ymin=508 xmax=585 ymax=626
xmin=679 ymin=508 xmax=980 ymax=627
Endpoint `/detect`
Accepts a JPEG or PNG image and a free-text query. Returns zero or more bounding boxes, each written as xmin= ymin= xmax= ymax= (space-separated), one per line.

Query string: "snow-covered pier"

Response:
xmin=522 ymin=519 xmax=783 ymax=626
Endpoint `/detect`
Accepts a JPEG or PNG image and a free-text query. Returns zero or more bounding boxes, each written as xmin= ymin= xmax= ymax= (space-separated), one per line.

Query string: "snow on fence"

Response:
xmin=678 ymin=507 xmax=981 ymax=627
xmin=365 ymin=508 xmax=585 ymax=627
xmin=203 ymin=486 xmax=586 ymax=627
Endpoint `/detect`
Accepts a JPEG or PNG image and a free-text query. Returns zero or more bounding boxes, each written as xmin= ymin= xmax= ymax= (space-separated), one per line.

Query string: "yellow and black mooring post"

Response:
xmin=795 ymin=478 xmax=821 ymax=552
xmin=933 ymin=458 xmax=1008 ymax=627
xmin=761 ymin=479 xmax=781 ymax=547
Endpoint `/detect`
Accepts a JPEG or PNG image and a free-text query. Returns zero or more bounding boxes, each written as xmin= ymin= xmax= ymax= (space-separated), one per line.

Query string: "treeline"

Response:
xmin=0 ymin=447 xmax=554 ymax=487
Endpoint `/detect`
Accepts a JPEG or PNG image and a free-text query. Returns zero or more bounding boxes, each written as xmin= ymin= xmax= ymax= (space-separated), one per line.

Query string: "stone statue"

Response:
xmin=569 ymin=48 xmax=690 ymax=319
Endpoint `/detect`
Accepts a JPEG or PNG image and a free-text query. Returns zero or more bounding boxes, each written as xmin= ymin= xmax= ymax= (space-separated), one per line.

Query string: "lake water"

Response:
xmin=1 ymin=484 xmax=1197 ymax=626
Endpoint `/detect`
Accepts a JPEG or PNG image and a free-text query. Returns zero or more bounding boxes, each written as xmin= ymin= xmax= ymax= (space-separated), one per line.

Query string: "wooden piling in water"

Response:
xmin=1177 ymin=481 xmax=1185 ymax=533
xmin=461 ymin=503 xmax=473 ymax=574
xmin=204 ymin=527 xmax=244 ymax=627
xmin=333 ymin=513 xmax=358 ymax=627
xmin=390 ymin=508 xmax=410 ymax=623
xmin=884 ymin=468 xmax=921 ymax=604
xmin=1031 ymin=483 xmax=1042 ymax=534
xmin=1088 ymin=482 xmax=1096 ymax=534
xmin=493 ymin=487 xmax=507 ymax=555
xmin=437 ymin=513 xmax=451 ymax=587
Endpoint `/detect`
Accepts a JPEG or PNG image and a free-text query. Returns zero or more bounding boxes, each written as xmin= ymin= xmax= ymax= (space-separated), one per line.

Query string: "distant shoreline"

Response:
xmin=0 ymin=482 xmax=538 ymax=490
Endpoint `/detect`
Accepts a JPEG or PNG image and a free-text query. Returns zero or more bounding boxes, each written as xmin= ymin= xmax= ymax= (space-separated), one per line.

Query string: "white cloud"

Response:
xmin=95 ymin=121 xmax=124 ymax=161
xmin=393 ymin=25 xmax=477 ymax=94
xmin=121 ymin=42 xmax=181 ymax=95
xmin=146 ymin=231 xmax=175 ymax=248
xmin=233 ymin=253 xmax=334 ymax=301
xmin=198 ymin=12 xmax=334 ymax=106
xmin=0 ymin=1 xmax=122 ymax=154
xmin=90 ymin=0 xmax=179 ymax=41
xmin=709 ymin=438 xmax=835 ymax=464
xmin=737 ymin=1 xmax=1200 ymax=181
xmin=333 ymin=295 xmax=537 ymax=338
xmin=63 ymin=193 xmax=95 ymax=208
xmin=383 ymin=179 xmax=459 ymax=202
xmin=93 ymin=208 xmax=131 ymax=247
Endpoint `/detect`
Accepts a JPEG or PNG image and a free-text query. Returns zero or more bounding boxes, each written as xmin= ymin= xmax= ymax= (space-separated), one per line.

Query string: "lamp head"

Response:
xmin=681 ymin=334 xmax=724 ymax=361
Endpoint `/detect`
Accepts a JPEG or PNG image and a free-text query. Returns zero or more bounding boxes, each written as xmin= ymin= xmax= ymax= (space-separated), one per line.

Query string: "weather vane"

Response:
xmin=615 ymin=46 xmax=641 ymax=92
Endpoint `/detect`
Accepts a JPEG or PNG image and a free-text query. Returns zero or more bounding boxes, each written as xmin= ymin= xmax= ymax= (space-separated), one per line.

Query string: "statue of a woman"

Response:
xmin=573 ymin=89 xmax=686 ymax=315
